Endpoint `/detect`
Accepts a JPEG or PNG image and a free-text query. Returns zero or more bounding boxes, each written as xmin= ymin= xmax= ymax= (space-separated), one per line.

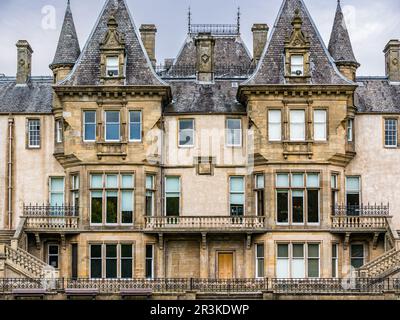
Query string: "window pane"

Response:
xmin=130 ymin=111 xmax=142 ymax=141
xmin=277 ymin=191 xmax=289 ymax=223
xmin=106 ymin=191 xmax=118 ymax=224
xmin=146 ymin=175 xmax=154 ymax=189
xmin=49 ymin=245 xmax=59 ymax=255
xmin=346 ymin=177 xmax=360 ymax=192
xmin=277 ymin=259 xmax=289 ymax=278
xmin=166 ymin=177 xmax=180 ymax=193
xmin=107 ymin=57 xmax=119 ymax=67
xmin=121 ymin=191 xmax=133 ymax=224
xmin=307 ymin=190 xmax=319 ymax=223
xmin=277 ymin=244 xmax=289 ymax=258
xmin=230 ymin=177 xmax=244 ymax=192
xmin=227 ymin=119 xmax=241 ymax=146
xmin=106 ymin=175 xmax=118 ymax=188
xmin=351 ymin=245 xmax=364 ymax=258
xmin=50 ymin=178 xmax=64 ymax=193
xmin=292 ymin=174 xmax=304 ymax=188
xmin=257 ymin=244 xmax=264 ymax=258
xmin=308 ymin=259 xmax=319 ymax=278
xmin=276 ymin=174 xmax=289 ymax=188
xmin=121 ymin=245 xmax=132 ymax=258
xmin=331 ymin=175 xmax=338 ymax=189
xmin=28 ymin=120 xmax=41 ymax=147
xmin=308 ymin=244 xmax=319 ymax=258
xmin=290 ymin=110 xmax=305 ymax=141
xmin=292 ymin=191 xmax=304 ymax=223
xmin=179 ymin=120 xmax=194 ymax=146
xmin=105 ymin=112 xmax=120 ymax=141
xmin=307 ymin=174 xmax=319 ymax=188
xmin=106 ymin=259 xmax=117 ymax=278
xmin=230 ymin=204 xmax=244 ymax=216
xmin=91 ymin=245 xmax=102 ymax=258
xmin=91 ymin=175 xmax=103 ymax=188
xmin=166 ymin=197 xmax=179 ymax=216
xmin=106 ymin=245 xmax=117 ymax=258
xmin=122 ymin=175 xmax=133 ymax=189
xmin=257 ymin=259 xmax=265 ymax=278
xmin=385 ymin=119 xmax=398 ymax=147
xmin=121 ymin=259 xmax=132 ymax=278
xmin=256 ymin=175 xmax=264 ymax=189
xmin=268 ymin=110 xmax=282 ymax=141
xmin=293 ymin=244 xmax=304 ymax=258
xmin=91 ymin=259 xmax=102 ymax=279
xmin=292 ymin=259 xmax=305 ymax=278
xmin=91 ymin=191 xmax=103 ymax=224
xmin=314 ymin=110 xmax=327 ymax=141
xmin=227 ymin=119 xmax=241 ymax=130
xmin=49 ymin=256 xmax=59 ymax=268
xmin=84 ymin=112 xmax=96 ymax=141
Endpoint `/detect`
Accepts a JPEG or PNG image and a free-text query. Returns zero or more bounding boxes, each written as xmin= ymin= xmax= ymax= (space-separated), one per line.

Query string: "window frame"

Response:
xmin=229 ymin=176 xmax=245 ymax=216
xmin=290 ymin=54 xmax=304 ymax=77
xmin=47 ymin=244 xmax=60 ymax=269
xmin=49 ymin=176 xmax=65 ymax=208
xmin=332 ymin=243 xmax=339 ymax=278
xmin=106 ymin=56 xmax=120 ymax=78
xmin=226 ymin=118 xmax=242 ymax=147
xmin=345 ymin=176 xmax=361 ymax=208
xmin=178 ymin=118 xmax=195 ymax=148
xmin=164 ymin=176 xmax=181 ymax=217
xmin=384 ymin=117 xmax=398 ymax=148
xmin=313 ymin=109 xmax=327 ymax=142
xmin=268 ymin=109 xmax=282 ymax=142
xmin=83 ymin=110 xmax=97 ymax=142
xmin=27 ymin=118 xmax=41 ymax=149
xmin=146 ymin=174 xmax=156 ymax=217
xmin=56 ymin=119 xmax=63 ymax=144
xmin=70 ymin=174 xmax=80 ymax=215
xmin=104 ymin=110 xmax=121 ymax=142
xmin=289 ymin=109 xmax=306 ymax=142
xmin=255 ymin=243 xmax=265 ymax=279
xmin=347 ymin=118 xmax=354 ymax=142
xmin=145 ymin=244 xmax=154 ymax=279
xmin=129 ymin=110 xmax=142 ymax=142
xmin=350 ymin=243 xmax=365 ymax=270
xmin=254 ymin=174 xmax=265 ymax=217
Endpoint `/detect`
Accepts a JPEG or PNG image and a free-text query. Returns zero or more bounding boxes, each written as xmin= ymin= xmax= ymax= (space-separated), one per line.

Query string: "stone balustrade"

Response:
xmin=331 ymin=215 xmax=388 ymax=231
xmin=358 ymin=248 xmax=400 ymax=278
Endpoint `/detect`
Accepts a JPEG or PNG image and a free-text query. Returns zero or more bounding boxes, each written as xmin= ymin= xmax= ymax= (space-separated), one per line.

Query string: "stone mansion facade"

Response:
xmin=0 ymin=0 xmax=400 ymax=299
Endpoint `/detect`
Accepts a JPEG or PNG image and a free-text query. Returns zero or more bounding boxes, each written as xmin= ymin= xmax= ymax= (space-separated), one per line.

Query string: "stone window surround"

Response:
xmin=383 ymin=116 xmax=399 ymax=149
xmin=26 ymin=117 xmax=41 ymax=149
xmin=266 ymin=106 xmax=329 ymax=143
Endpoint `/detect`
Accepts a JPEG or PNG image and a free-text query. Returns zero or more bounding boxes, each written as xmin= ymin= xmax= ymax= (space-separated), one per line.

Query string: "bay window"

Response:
xmin=290 ymin=110 xmax=305 ymax=141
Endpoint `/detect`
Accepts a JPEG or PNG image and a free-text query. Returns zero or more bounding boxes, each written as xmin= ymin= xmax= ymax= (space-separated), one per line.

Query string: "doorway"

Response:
xmin=217 ymin=252 xmax=234 ymax=279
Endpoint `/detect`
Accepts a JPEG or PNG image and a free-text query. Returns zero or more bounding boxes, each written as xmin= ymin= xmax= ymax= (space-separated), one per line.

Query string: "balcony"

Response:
xmin=331 ymin=204 xmax=390 ymax=233
xmin=22 ymin=204 xmax=80 ymax=233
xmin=144 ymin=216 xmax=266 ymax=233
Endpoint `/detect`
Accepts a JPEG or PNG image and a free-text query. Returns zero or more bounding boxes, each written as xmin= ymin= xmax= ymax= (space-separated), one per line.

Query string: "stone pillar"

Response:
xmin=140 ymin=24 xmax=157 ymax=67
xmin=384 ymin=40 xmax=400 ymax=82
xmin=195 ymin=33 xmax=215 ymax=83
xmin=200 ymin=233 xmax=209 ymax=278
xmin=251 ymin=24 xmax=269 ymax=64
xmin=16 ymin=40 xmax=33 ymax=85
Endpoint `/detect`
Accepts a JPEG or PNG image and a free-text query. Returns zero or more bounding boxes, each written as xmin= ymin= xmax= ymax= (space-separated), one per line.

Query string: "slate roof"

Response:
xmin=245 ymin=0 xmax=352 ymax=85
xmin=328 ymin=0 xmax=358 ymax=66
xmin=165 ymin=34 xmax=253 ymax=79
xmin=61 ymin=0 xmax=164 ymax=86
xmin=50 ymin=0 xmax=81 ymax=68
xmin=355 ymin=78 xmax=400 ymax=113
xmin=0 ymin=77 xmax=53 ymax=114
xmin=164 ymin=80 xmax=245 ymax=114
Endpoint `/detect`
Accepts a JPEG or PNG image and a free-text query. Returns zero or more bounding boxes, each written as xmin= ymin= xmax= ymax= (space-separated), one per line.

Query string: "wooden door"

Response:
xmin=218 ymin=253 xmax=233 ymax=279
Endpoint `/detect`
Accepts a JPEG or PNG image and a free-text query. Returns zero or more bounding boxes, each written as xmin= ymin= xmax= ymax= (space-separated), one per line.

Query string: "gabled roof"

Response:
xmin=328 ymin=0 xmax=358 ymax=66
xmin=0 ymin=77 xmax=53 ymax=114
xmin=50 ymin=0 xmax=80 ymax=69
xmin=165 ymin=34 xmax=253 ymax=79
xmin=61 ymin=0 xmax=164 ymax=86
xmin=355 ymin=78 xmax=400 ymax=113
xmin=245 ymin=0 xmax=352 ymax=85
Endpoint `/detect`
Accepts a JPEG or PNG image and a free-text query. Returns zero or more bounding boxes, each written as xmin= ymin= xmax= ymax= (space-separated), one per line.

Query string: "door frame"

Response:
xmin=216 ymin=251 xmax=235 ymax=279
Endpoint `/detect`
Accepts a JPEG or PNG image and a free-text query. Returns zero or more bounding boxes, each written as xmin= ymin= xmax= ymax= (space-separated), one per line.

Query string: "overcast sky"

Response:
xmin=0 ymin=0 xmax=399 ymax=77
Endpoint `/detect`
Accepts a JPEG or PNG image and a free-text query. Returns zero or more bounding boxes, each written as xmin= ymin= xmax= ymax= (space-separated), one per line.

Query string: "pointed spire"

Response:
xmin=50 ymin=0 xmax=80 ymax=69
xmin=328 ymin=0 xmax=359 ymax=66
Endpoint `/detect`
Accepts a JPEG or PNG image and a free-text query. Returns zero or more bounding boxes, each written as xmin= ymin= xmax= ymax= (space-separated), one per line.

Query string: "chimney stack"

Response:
xmin=16 ymin=40 xmax=33 ymax=85
xmin=140 ymin=24 xmax=157 ymax=67
xmin=384 ymin=40 xmax=400 ymax=82
xmin=251 ymin=24 xmax=269 ymax=65
xmin=195 ymin=33 xmax=215 ymax=83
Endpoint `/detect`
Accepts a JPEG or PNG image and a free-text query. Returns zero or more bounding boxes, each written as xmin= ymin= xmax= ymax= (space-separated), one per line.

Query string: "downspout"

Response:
xmin=7 ymin=116 xmax=14 ymax=230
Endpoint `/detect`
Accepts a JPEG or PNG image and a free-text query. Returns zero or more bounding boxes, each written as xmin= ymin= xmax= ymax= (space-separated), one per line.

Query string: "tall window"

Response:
xmin=106 ymin=56 xmax=119 ymax=77
xmin=350 ymin=244 xmax=364 ymax=269
xmin=291 ymin=55 xmax=304 ymax=76
xmin=70 ymin=175 xmax=79 ymax=215
xmin=48 ymin=244 xmax=59 ymax=269
xmin=90 ymin=244 xmax=133 ymax=279
xmin=28 ymin=119 xmax=41 ymax=148
xmin=346 ymin=176 xmax=360 ymax=214
xmin=255 ymin=244 xmax=265 ymax=278
xmin=49 ymin=177 xmax=64 ymax=208
xmin=90 ymin=173 xmax=134 ymax=225
xmin=165 ymin=177 xmax=180 ymax=216
xmin=347 ymin=119 xmax=354 ymax=142
xmin=384 ymin=118 xmax=398 ymax=147
xmin=268 ymin=110 xmax=282 ymax=141
xmin=331 ymin=174 xmax=339 ymax=214
xmin=146 ymin=175 xmax=155 ymax=216
xmin=129 ymin=111 xmax=142 ymax=142
xmin=226 ymin=118 xmax=242 ymax=147
xmin=145 ymin=244 xmax=154 ymax=279
xmin=276 ymin=173 xmax=320 ymax=224
xmin=290 ymin=110 xmax=305 ymax=141
xmin=332 ymin=244 xmax=338 ymax=278
xmin=276 ymin=243 xmax=320 ymax=278
xmin=313 ymin=110 xmax=327 ymax=141
xmin=105 ymin=111 xmax=120 ymax=142
xmin=230 ymin=176 xmax=245 ymax=216
xmin=255 ymin=174 xmax=265 ymax=216
xmin=83 ymin=111 xmax=96 ymax=142
xmin=56 ymin=119 xmax=63 ymax=143
xmin=179 ymin=119 xmax=195 ymax=147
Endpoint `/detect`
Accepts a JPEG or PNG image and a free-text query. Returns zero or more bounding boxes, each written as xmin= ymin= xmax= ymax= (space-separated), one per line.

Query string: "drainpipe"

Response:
xmin=7 ymin=116 xmax=14 ymax=230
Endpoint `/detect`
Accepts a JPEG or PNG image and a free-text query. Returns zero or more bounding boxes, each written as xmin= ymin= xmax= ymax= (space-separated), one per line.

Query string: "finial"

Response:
xmin=188 ymin=6 xmax=192 ymax=34
xmin=237 ymin=6 xmax=241 ymax=34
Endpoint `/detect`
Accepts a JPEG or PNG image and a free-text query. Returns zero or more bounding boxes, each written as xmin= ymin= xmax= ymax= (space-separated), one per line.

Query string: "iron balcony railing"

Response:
xmin=156 ymin=64 xmax=255 ymax=78
xmin=144 ymin=216 xmax=266 ymax=231
xmin=1 ymin=278 xmax=400 ymax=295
xmin=331 ymin=203 xmax=390 ymax=231
xmin=22 ymin=204 xmax=79 ymax=231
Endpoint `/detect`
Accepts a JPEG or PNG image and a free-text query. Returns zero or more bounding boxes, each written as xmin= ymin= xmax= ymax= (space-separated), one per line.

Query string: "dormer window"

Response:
xmin=291 ymin=55 xmax=304 ymax=76
xmin=106 ymin=56 xmax=119 ymax=77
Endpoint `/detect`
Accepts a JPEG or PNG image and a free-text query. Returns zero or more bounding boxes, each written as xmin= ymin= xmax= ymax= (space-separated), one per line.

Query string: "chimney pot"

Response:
xmin=251 ymin=24 xmax=269 ymax=65
xmin=16 ymin=40 xmax=33 ymax=85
